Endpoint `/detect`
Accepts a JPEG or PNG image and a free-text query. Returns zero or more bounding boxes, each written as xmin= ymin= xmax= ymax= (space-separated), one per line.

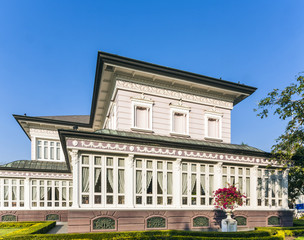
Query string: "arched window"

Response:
xmin=235 ymin=216 xmax=247 ymax=226
xmin=2 ymin=215 xmax=17 ymax=222
xmin=147 ymin=216 xmax=166 ymax=229
xmin=268 ymin=216 xmax=280 ymax=226
xmin=193 ymin=216 xmax=209 ymax=227
xmin=93 ymin=217 xmax=115 ymax=230
xmin=46 ymin=214 xmax=60 ymax=221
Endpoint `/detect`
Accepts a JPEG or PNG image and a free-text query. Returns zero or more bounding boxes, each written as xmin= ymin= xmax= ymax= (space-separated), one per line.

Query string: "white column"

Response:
xmin=125 ymin=154 xmax=135 ymax=207
xmin=24 ymin=176 xmax=30 ymax=209
xmin=214 ymin=162 xmax=223 ymax=190
xmin=70 ymin=149 xmax=80 ymax=208
xmin=251 ymin=166 xmax=258 ymax=208
xmin=282 ymin=168 xmax=289 ymax=209
xmin=173 ymin=158 xmax=182 ymax=207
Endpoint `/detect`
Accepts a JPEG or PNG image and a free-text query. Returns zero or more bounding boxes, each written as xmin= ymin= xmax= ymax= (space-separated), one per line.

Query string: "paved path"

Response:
xmin=46 ymin=222 xmax=68 ymax=234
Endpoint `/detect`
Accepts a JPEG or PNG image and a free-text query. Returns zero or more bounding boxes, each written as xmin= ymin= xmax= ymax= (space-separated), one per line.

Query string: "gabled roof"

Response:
xmin=0 ymin=160 xmax=70 ymax=173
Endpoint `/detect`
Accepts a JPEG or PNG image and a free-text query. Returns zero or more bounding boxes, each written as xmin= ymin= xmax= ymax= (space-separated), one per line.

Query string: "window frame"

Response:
xmin=36 ymin=139 xmax=62 ymax=161
xmin=204 ymin=113 xmax=223 ymax=141
xmin=131 ymin=99 xmax=153 ymax=132
xmin=170 ymin=107 xmax=190 ymax=137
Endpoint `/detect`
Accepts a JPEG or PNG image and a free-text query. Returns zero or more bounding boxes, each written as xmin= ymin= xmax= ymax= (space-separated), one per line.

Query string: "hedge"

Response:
xmin=7 ymin=229 xmax=281 ymax=240
xmin=1 ymin=221 xmax=55 ymax=239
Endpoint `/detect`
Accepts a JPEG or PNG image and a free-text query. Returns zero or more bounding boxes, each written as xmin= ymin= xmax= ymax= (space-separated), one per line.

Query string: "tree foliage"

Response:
xmin=255 ymin=74 xmax=304 ymax=205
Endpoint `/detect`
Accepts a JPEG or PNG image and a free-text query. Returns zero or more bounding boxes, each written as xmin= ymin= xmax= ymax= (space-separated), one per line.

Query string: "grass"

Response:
xmin=0 ymin=228 xmax=22 ymax=236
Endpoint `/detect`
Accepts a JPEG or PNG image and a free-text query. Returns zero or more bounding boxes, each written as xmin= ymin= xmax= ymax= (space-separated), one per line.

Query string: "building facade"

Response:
xmin=0 ymin=52 xmax=292 ymax=232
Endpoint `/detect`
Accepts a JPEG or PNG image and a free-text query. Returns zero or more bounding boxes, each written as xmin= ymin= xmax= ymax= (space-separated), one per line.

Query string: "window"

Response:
xmin=37 ymin=140 xmax=61 ymax=161
xmin=131 ymin=99 xmax=153 ymax=131
xmin=182 ymin=162 xmax=214 ymax=206
xmin=0 ymin=178 xmax=24 ymax=208
xmin=204 ymin=113 xmax=222 ymax=140
xmin=170 ymin=107 xmax=189 ymax=136
xmin=222 ymin=166 xmax=250 ymax=206
xmin=135 ymin=159 xmax=173 ymax=206
xmin=257 ymin=168 xmax=283 ymax=207
xmin=80 ymin=155 xmax=125 ymax=207
xmin=31 ymin=179 xmax=72 ymax=208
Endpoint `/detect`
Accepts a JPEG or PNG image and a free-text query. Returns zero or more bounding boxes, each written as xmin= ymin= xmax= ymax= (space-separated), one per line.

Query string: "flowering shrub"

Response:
xmin=213 ymin=184 xmax=246 ymax=210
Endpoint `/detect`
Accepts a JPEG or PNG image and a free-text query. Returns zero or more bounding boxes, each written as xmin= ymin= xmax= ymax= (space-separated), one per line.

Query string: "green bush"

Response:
xmin=294 ymin=219 xmax=304 ymax=226
xmin=7 ymin=229 xmax=279 ymax=240
xmin=1 ymin=221 xmax=55 ymax=239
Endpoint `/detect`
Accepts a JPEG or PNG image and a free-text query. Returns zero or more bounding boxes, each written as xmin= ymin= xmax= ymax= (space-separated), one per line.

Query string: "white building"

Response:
xmin=0 ymin=51 xmax=292 ymax=232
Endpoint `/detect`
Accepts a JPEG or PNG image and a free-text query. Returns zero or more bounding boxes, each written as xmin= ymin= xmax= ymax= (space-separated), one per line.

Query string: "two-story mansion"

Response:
xmin=0 ymin=52 xmax=292 ymax=232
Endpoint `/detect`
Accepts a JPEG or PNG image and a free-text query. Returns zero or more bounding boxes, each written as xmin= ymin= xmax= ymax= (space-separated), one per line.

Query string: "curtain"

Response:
xmin=4 ymin=186 xmax=8 ymax=200
xmin=82 ymin=167 xmax=89 ymax=192
xmin=271 ymin=178 xmax=275 ymax=198
xmin=167 ymin=172 xmax=172 ymax=195
xmin=200 ymin=175 xmax=205 ymax=195
xmin=257 ymin=178 xmax=262 ymax=198
xmin=174 ymin=112 xmax=186 ymax=133
xmin=191 ymin=174 xmax=196 ymax=195
xmin=94 ymin=168 xmax=101 ymax=193
xmin=222 ymin=176 xmax=227 ymax=188
xmin=136 ymin=170 xmax=142 ymax=194
xmin=157 ymin=172 xmax=163 ymax=194
xmin=246 ymin=177 xmax=250 ymax=196
xmin=69 ymin=187 xmax=73 ymax=201
xmin=107 ymin=169 xmax=113 ymax=193
xmin=32 ymin=186 xmax=37 ymax=200
xmin=47 ymin=187 xmax=52 ymax=200
xmin=136 ymin=107 xmax=148 ymax=129
xmin=182 ymin=173 xmax=187 ymax=195
xmin=208 ymin=119 xmax=219 ymax=138
xmin=20 ymin=186 xmax=24 ymax=200
xmin=118 ymin=169 xmax=125 ymax=193
xmin=146 ymin=171 xmax=153 ymax=194
xmin=55 ymin=187 xmax=59 ymax=201
xmin=12 ymin=186 xmax=17 ymax=200
xmin=278 ymin=179 xmax=282 ymax=198
xmin=265 ymin=179 xmax=269 ymax=198
xmin=238 ymin=177 xmax=243 ymax=193
xmin=40 ymin=187 xmax=45 ymax=200
xmin=62 ymin=187 xmax=66 ymax=201
xmin=209 ymin=175 xmax=214 ymax=196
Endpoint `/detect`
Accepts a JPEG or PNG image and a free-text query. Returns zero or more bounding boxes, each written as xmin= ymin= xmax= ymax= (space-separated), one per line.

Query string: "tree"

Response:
xmin=255 ymin=74 xmax=304 ymax=206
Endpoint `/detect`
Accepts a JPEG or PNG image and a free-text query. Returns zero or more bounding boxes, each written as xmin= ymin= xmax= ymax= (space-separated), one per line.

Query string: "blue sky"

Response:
xmin=1 ymin=1 xmax=304 ymax=164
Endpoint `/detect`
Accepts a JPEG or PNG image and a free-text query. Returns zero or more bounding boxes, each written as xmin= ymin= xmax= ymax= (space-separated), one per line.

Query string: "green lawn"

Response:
xmin=0 ymin=228 xmax=22 ymax=236
xmin=296 ymin=237 xmax=304 ymax=239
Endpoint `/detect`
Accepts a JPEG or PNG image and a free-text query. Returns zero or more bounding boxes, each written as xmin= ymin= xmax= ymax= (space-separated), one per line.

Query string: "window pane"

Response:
xmin=82 ymin=156 xmax=89 ymax=165
xmin=208 ymin=118 xmax=219 ymax=138
xmin=246 ymin=177 xmax=250 ymax=196
xmin=82 ymin=167 xmax=89 ymax=192
xmin=94 ymin=157 xmax=101 ymax=165
xmin=167 ymin=162 xmax=173 ymax=170
xmin=209 ymin=175 xmax=214 ymax=196
xmin=118 ymin=169 xmax=125 ymax=193
xmin=136 ymin=170 xmax=142 ymax=194
xmin=118 ymin=158 xmax=125 ymax=167
xmin=44 ymin=141 xmax=48 ymax=159
xmin=182 ymin=173 xmax=187 ymax=195
xmin=50 ymin=142 xmax=54 ymax=160
xmin=167 ymin=172 xmax=173 ymax=195
xmin=106 ymin=157 xmax=113 ymax=166
xmin=200 ymin=175 xmax=205 ymax=195
xmin=157 ymin=172 xmax=163 ymax=194
xmin=135 ymin=106 xmax=149 ymax=129
xmin=191 ymin=174 xmax=197 ymax=195
xmin=173 ymin=112 xmax=186 ymax=133
xmin=157 ymin=161 xmax=163 ymax=169
xmin=146 ymin=171 xmax=153 ymax=194
xmin=94 ymin=168 xmax=101 ymax=193
xmin=106 ymin=169 xmax=113 ymax=193
xmin=136 ymin=160 xmax=142 ymax=168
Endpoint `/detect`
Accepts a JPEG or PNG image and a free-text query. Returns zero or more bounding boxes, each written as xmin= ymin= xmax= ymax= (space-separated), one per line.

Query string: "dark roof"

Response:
xmin=59 ymin=129 xmax=269 ymax=159
xmin=36 ymin=115 xmax=90 ymax=124
xmin=94 ymin=129 xmax=266 ymax=154
xmin=0 ymin=160 xmax=70 ymax=173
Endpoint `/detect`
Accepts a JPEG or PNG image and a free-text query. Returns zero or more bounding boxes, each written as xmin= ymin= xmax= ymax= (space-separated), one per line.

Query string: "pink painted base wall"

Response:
xmin=0 ymin=209 xmax=293 ymax=233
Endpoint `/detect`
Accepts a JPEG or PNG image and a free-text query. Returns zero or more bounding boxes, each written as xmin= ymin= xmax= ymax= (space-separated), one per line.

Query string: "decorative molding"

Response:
xmin=116 ymin=79 xmax=233 ymax=109
xmin=0 ymin=171 xmax=72 ymax=179
xmin=66 ymin=138 xmax=273 ymax=166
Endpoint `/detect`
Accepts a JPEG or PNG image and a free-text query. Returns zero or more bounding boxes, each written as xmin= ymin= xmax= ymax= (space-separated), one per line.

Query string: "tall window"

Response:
xmin=31 ymin=179 xmax=72 ymax=208
xmin=132 ymin=100 xmax=153 ymax=131
xmin=205 ymin=113 xmax=222 ymax=140
xmin=170 ymin=107 xmax=189 ymax=136
xmin=182 ymin=162 xmax=214 ymax=206
xmin=222 ymin=166 xmax=251 ymax=206
xmin=0 ymin=178 xmax=24 ymax=208
xmin=80 ymin=155 xmax=125 ymax=206
xmin=135 ymin=159 xmax=173 ymax=206
xmin=257 ymin=169 xmax=283 ymax=207
xmin=37 ymin=140 xmax=61 ymax=161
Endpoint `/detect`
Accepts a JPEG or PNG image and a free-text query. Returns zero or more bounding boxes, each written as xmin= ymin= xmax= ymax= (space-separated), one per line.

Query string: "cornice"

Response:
xmin=115 ymin=77 xmax=234 ymax=109
xmin=66 ymin=138 xmax=276 ymax=166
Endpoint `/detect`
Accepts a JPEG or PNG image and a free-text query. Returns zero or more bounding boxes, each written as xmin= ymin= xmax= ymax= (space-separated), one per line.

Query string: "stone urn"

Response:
xmin=221 ymin=207 xmax=237 ymax=232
